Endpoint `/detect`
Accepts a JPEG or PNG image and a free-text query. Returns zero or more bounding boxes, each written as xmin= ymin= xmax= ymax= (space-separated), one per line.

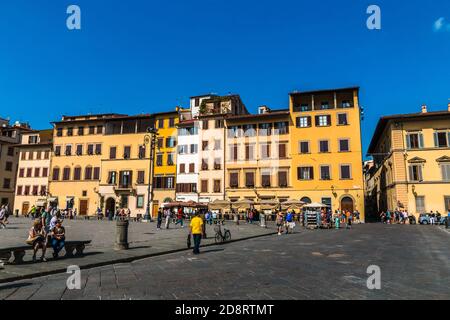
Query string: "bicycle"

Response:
xmin=214 ymin=224 xmax=231 ymax=244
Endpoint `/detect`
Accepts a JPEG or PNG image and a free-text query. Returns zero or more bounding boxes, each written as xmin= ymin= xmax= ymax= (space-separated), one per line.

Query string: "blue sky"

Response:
xmin=1 ymin=0 xmax=449 ymax=156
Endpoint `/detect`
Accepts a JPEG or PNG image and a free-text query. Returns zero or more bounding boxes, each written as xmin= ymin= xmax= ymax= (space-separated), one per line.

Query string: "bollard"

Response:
xmin=260 ymin=213 xmax=266 ymax=228
xmin=115 ymin=219 xmax=129 ymax=250
xmin=15 ymin=209 xmax=19 ymax=218
xmin=234 ymin=213 xmax=239 ymax=225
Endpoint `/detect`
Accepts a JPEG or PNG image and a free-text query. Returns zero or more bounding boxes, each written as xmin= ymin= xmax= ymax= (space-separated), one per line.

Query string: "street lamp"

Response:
xmin=143 ymin=127 xmax=159 ymax=222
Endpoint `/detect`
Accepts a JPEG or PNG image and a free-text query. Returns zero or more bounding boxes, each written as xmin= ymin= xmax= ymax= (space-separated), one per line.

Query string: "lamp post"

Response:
xmin=143 ymin=127 xmax=159 ymax=222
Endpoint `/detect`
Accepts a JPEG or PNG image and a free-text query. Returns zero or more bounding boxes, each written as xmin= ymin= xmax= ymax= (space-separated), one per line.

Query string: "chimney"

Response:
xmin=421 ymin=104 xmax=427 ymax=113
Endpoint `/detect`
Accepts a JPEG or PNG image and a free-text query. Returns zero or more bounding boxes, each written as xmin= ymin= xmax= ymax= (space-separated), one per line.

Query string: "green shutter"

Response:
xmin=419 ymin=133 xmax=424 ymax=148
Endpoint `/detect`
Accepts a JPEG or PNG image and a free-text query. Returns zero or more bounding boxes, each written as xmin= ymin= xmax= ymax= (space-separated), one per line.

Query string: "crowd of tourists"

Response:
xmin=379 ymin=209 xmax=450 ymax=225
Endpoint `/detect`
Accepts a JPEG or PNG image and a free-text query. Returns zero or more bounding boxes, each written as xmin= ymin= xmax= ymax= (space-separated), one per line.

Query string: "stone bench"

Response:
xmin=0 ymin=240 xmax=91 ymax=265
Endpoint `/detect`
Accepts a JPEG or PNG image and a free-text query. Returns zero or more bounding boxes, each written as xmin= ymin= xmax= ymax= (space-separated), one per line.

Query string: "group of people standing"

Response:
xmin=25 ymin=207 xmax=66 ymax=262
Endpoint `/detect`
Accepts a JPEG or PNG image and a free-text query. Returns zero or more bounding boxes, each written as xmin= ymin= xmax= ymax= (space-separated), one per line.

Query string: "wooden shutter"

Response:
xmin=214 ymin=180 xmax=221 ymax=193
xmin=278 ymin=171 xmax=287 ymax=187
xmin=189 ymin=163 xmax=195 ymax=173
xmin=180 ymin=164 xmax=185 ymax=173
xmin=279 ymin=144 xmax=286 ymax=158
xmin=230 ymin=173 xmax=238 ymax=187
xmin=201 ymin=180 xmax=208 ymax=193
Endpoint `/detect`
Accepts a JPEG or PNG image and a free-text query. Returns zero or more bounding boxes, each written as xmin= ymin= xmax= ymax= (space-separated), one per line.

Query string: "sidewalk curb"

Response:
xmin=0 ymin=230 xmax=277 ymax=285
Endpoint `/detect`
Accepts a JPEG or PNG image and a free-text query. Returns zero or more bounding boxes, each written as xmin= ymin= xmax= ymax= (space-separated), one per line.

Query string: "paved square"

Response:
xmin=1 ymin=223 xmax=449 ymax=300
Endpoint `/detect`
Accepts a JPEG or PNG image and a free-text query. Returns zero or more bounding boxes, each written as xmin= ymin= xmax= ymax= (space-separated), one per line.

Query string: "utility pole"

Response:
xmin=143 ymin=127 xmax=158 ymax=222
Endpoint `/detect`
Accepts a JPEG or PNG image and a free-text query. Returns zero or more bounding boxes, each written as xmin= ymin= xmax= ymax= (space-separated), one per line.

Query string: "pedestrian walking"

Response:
xmin=156 ymin=208 xmax=163 ymax=229
xmin=285 ymin=211 xmax=295 ymax=234
xmin=189 ymin=212 xmax=204 ymax=254
xmin=346 ymin=211 xmax=353 ymax=229
xmin=26 ymin=219 xmax=47 ymax=262
xmin=175 ymin=208 xmax=184 ymax=228
xmin=276 ymin=211 xmax=284 ymax=235
xmin=333 ymin=211 xmax=340 ymax=229
xmin=164 ymin=209 xmax=171 ymax=229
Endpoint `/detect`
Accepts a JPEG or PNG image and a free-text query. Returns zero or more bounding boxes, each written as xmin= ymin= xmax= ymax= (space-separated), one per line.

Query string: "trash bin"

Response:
xmin=115 ymin=219 xmax=129 ymax=250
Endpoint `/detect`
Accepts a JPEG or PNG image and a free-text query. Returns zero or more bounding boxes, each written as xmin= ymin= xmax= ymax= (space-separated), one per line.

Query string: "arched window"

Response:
xmin=52 ymin=167 xmax=60 ymax=181
xmin=63 ymin=167 xmax=71 ymax=181
xmin=73 ymin=166 xmax=82 ymax=181
xmin=300 ymin=197 xmax=312 ymax=204
xmin=85 ymin=166 xmax=93 ymax=180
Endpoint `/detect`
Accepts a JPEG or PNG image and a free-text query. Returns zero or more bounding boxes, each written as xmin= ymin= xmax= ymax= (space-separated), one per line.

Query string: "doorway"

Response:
xmin=22 ymin=202 xmax=30 ymax=216
xmin=340 ymin=196 xmax=354 ymax=213
xmin=105 ymin=198 xmax=116 ymax=215
xmin=79 ymin=199 xmax=89 ymax=215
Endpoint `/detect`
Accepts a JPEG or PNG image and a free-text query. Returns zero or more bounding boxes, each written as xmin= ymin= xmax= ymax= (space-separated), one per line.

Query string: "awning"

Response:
xmin=48 ymin=197 xmax=58 ymax=202
xmin=35 ymin=200 xmax=46 ymax=207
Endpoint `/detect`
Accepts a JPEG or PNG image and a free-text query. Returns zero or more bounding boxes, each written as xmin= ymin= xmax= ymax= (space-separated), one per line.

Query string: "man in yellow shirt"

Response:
xmin=190 ymin=212 xmax=204 ymax=254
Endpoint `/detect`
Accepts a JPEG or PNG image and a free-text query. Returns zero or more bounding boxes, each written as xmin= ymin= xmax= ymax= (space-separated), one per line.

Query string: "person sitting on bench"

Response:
xmin=26 ymin=219 xmax=47 ymax=262
xmin=51 ymin=219 xmax=66 ymax=259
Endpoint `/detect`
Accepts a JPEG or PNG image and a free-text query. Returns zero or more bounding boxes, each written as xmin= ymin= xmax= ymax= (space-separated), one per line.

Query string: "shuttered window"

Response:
xmin=278 ymin=171 xmax=287 ymax=187
xmin=406 ymin=132 xmax=424 ymax=149
xmin=441 ymin=164 xmax=450 ymax=181
xmin=213 ymin=180 xmax=221 ymax=193
xmin=179 ymin=164 xmax=185 ymax=173
xmin=93 ymin=167 xmax=100 ymax=180
xmin=409 ymin=165 xmax=423 ymax=182
xmin=201 ymin=180 xmax=208 ymax=193
xmin=189 ymin=163 xmax=195 ymax=173
xmin=245 ymin=172 xmax=255 ymax=187
xmin=261 ymin=172 xmax=271 ymax=187
xmin=297 ymin=167 xmax=314 ymax=180
xmin=63 ymin=167 xmax=71 ymax=181
xmin=229 ymin=173 xmax=239 ymax=188
xmin=73 ymin=167 xmax=82 ymax=180
xmin=278 ymin=144 xmax=286 ymax=159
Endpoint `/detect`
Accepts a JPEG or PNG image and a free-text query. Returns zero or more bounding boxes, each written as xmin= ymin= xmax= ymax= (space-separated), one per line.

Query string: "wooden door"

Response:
xmin=79 ymin=200 xmax=89 ymax=215
xmin=340 ymin=197 xmax=354 ymax=213
xmin=22 ymin=203 xmax=29 ymax=216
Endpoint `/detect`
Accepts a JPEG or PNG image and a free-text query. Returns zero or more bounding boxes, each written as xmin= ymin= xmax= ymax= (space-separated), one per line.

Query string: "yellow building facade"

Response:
xmin=366 ymin=105 xmax=450 ymax=218
xmin=49 ymin=112 xmax=178 ymax=217
xmin=289 ymin=87 xmax=365 ymax=219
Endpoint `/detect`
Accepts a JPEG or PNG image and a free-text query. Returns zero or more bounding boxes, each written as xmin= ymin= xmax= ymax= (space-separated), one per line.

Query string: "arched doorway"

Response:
xmin=300 ymin=197 xmax=312 ymax=204
xmin=105 ymin=198 xmax=116 ymax=216
xmin=341 ymin=196 xmax=354 ymax=213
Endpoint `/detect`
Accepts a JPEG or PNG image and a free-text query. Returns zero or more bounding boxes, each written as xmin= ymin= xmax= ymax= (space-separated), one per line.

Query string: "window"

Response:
xmin=24 ymin=186 xmax=30 ymax=196
xmin=214 ymin=159 xmax=221 ymax=170
xmin=65 ymin=145 xmax=72 ymax=156
xmin=195 ymin=98 xmax=200 ymax=107
xmin=441 ymin=164 xmax=450 ymax=181
xmin=445 ymin=196 xmax=450 ymax=212
xmin=7 ymin=147 xmax=14 ymax=156
xmin=179 ymin=163 xmax=185 ymax=174
xmin=154 ymin=176 xmax=175 ymax=189
xmin=36 ymin=151 xmax=42 ymax=160
xmin=44 ymin=151 xmax=50 ymax=159
xmin=5 ymin=162 xmax=12 ymax=171
xmin=67 ymin=127 xmax=73 ymax=136
xmin=76 ymin=144 xmax=83 ymax=156
xmin=166 ymin=137 xmax=176 ymax=148
xmin=409 ymin=165 xmax=423 ymax=182
xmin=415 ymin=196 xmax=425 ymax=214
xmin=258 ymin=123 xmax=272 ymax=136
xmin=157 ymin=138 xmax=163 ymax=149
xmin=189 ymin=163 xmax=195 ymax=173
xmin=315 ymin=115 xmax=331 ymax=127
xmin=202 ymin=120 xmax=209 ymax=130
xmin=119 ymin=171 xmax=132 ymax=188
xmin=3 ymin=179 xmax=11 ymax=189
xmin=320 ymin=165 xmax=331 ymax=180
xmin=167 ymin=153 xmax=174 ymax=166
xmin=190 ymin=144 xmax=198 ymax=154
xmin=275 ymin=122 xmax=289 ymax=135
xmin=26 ymin=168 xmax=32 ymax=177
xmin=295 ymin=103 xmax=311 ymax=112
xmin=245 ymin=144 xmax=254 ymax=160
xmin=229 ymin=172 xmax=239 ymax=188
xmin=321 ymin=101 xmax=331 ymax=110
xmin=214 ymin=139 xmax=221 ymax=150
xmin=52 ymin=168 xmax=60 ymax=181
xmin=299 ymin=141 xmax=310 ymax=154
xmin=228 ymin=126 xmax=241 ymax=138
xmin=54 ymin=146 xmax=61 ymax=156
xmin=261 ymin=171 xmax=271 ymax=187
xmin=19 ymin=168 xmax=25 ymax=177
xmin=322 ymin=197 xmax=332 ymax=207
xmin=138 ymin=145 xmax=146 ymax=159
xmin=169 ymin=118 xmax=175 ymax=128
xmin=17 ymin=186 xmax=23 ymax=196
xmin=202 ymin=140 xmax=209 ymax=151
xmin=93 ymin=167 xmax=100 ymax=180
xmin=244 ymin=124 xmax=256 ymax=137
xmin=278 ymin=143 xmax=287 ymax=159
xmin=296 ymin=116 xmax=311 ymax=128
xmin=42 ymin=168 xmax=48 ymax=177
xmin=108 ymin=171 xmax=117 ymax=184
xmin=95 ymin=144 xmax=102 ymax=155
xmin=56 ymin=128 xmax=63 ymax=137
xmin=231 ymin=144 xmax=238 ymax=161
xmin=40 ymin=186 xmax=47 ymax=196
xmin=74 ymin=167 xmax=82 ymax=180
xmin=406 ymin=132 xmax=424 ymax=149
xmin=21 ymin=152 xmax=26 ymax=160
xmin=156 ymin=154 xmax=163 ymax=166
xmin=341 ymin=100 xmax=352 ymax=108
xmin=78 ymin=127 xmax=84 ymax=136
xmin=337 ymin=113 xmax=348 ymax=125
xmin=340 ymin=165 xmax=352 ymax=180
xmin=34 ymin=168 xmax=40 ymax=177
xmin=110 ymin=147 xmax=117 ymax=159
xmin=85 ymin=167 xmax=93 ymax=180
xmin=87 ymin=144 xmax=94 ymax=155
xmin=28 ymin=152 xmax=34 ymax=160
xmin=89 ymin=126 xmax=95 ymax=134
xmin=201 ymin=159 xmax=208 ymax=170
xmin=213 ymin=180 xmax=221 ymax=193
xmin=63 ymin=167 xmax=71 ymax=181
xmin=297 ymin=167 xmax=314 ymax=180
xmin=32 ymin=185 xmax=39 ymax=196
xmin=158 ymin=119 xmax=164 ymax=129
xmin=339 ymin=139 xmax=350 ymax=152
xmin=261 ymin=144 xmax=271 ymax=159
xmin=137 ymin=170 xmax=145 ymax=184
xmin=176 ymin=183 xmax=197 ymax=193
xmin=96 ymin=125 xmax=103 ymax=134
xmin=28 ymin=135 xmax=39 ymax=144
xmin=124 ymin=146 xmax=131 ymax=159
xmin=434 ymin=131 xmax=449 ymax=148
xmin=245 ymin=172 xmax=255 ymax=188
xmin=136 ymin=195 xmax=145 ymax=209
xmin=215 ymin=120 xmax=223 ymax=129
xmin=278 ymin=171 xmax=288 ymax=187
xmin=319 ymin=140 xmax=329 ymax=153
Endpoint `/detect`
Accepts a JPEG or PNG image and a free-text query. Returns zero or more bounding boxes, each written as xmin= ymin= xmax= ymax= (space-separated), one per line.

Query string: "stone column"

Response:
xmin=115 ymin=220 xmax=129 ymax=250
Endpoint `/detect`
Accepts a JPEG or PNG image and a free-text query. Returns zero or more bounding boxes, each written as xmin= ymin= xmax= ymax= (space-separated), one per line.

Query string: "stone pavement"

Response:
xmin=1 ymin=223 xmax=449 ymax=300
xmin=0 ymin=217 xmax=276 ymax=283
